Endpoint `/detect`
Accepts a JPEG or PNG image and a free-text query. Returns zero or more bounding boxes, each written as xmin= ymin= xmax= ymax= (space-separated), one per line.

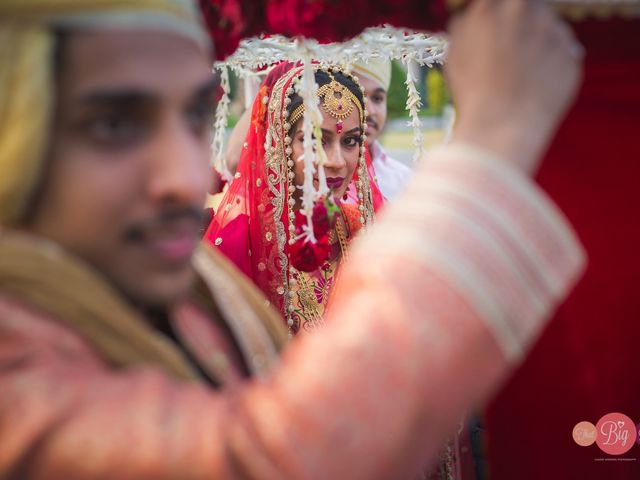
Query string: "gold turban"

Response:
xmin=0 ymin=0 xmax=209 ymax=225
xmin=352 ymin=58 xmax=392 ymax=92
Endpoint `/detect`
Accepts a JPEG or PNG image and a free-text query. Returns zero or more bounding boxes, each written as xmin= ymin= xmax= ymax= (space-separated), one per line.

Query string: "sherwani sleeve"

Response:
xmin=0 ymin=144 xmax=585 ymax=479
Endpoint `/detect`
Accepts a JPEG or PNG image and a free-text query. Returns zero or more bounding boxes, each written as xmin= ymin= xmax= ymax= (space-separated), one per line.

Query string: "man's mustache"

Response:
xmin=366 ymin=116 xmax=379 ymax=130
xmin=124 ymin=207 xmax=205 ymax=240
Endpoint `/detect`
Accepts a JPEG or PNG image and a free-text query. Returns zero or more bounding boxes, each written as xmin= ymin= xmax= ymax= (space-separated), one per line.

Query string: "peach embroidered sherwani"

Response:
xmin=0 ymin=143 xmax=585 ymax=479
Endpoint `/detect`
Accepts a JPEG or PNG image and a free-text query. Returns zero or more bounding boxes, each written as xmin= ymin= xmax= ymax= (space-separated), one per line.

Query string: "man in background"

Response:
xmin=353 ymin=58 xmax=413 ymax=200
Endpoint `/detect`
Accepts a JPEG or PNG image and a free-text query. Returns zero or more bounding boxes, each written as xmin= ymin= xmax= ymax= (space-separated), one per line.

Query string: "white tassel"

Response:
xmin=403 ymin=58 xmax=424 ymax=165
xmin=297 ymin=44 xmax=325 ymax=243
xmin=211 ymin=66 xmax=233 ymax=182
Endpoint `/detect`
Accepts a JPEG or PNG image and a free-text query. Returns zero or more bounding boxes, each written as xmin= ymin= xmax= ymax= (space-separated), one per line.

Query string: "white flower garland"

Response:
xmin=218 ymin=26 xmax=447 ymax=73
xmin=403 ymin=56 xmax=424 ymax=164
xmin=297 ymin=47 xmax=325 ymax=243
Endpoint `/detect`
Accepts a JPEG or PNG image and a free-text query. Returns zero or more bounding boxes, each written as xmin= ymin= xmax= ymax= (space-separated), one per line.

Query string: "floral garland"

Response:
xmin=403 ymin=56 xmax=424 ymax=165
xmin=216 ymin=27 xmax=447 ymax=73
xmin=297 ymin=51 xmax=324 ymax=245
xmin=289 ymin=196 xmax=340 ymax=272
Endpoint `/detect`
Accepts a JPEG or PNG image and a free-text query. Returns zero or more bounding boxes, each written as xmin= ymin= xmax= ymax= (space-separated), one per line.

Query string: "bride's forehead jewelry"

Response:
xmin=288 ymin=71 xmax=364 ymax=133
xmin=317 ymin=73 xmax=363 ymax=133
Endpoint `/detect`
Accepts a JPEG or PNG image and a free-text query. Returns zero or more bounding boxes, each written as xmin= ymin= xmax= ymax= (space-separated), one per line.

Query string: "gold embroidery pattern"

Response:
xmin=289 ymin=208 xmax=350 ymax=333
xmin=265 ymin=68 xmax=303 ymax=316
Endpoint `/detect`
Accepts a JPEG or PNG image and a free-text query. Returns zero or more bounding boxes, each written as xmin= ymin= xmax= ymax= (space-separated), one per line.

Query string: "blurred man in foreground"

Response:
xmin=0 ymin=0 xmax=584 ymax=478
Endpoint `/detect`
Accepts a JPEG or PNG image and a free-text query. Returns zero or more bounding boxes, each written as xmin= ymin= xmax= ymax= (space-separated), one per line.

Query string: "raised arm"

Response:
xmin=0 ymin=1 xmax=585 ymax=479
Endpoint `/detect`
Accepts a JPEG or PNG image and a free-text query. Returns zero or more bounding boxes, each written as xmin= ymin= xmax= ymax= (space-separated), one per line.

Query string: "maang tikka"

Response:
xmin=289 ymin=72 xmax=364 ymax=133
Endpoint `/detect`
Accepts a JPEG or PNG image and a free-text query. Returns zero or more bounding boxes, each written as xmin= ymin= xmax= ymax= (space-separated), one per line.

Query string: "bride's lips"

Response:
xmin=326 ymin=177 xmax=345 ymax=190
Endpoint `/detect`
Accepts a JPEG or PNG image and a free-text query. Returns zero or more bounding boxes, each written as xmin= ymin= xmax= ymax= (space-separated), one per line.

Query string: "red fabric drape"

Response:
xmin=486 ymin=19 xmax=640 ymax=479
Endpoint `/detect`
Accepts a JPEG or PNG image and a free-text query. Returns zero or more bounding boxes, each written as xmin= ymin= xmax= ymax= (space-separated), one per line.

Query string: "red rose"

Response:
xmin=290 ymin=237 xmax=331 ymax=272
xmin=292 ymin=197 xmax=336 ymax=239
xmin=367 ymin=0 xmax=449 ymax=33
xmin=290 ymin=204 xmax=331 ymax=272
xmin=266 ymin=0 xmax=373 ymax=42
xmin=293 ymin=210 xmax=307 ymax=237
xmin=311 ymin=200 xmax=331 ymax=237
xmin=199 ymin=0 xmax=266 ymax=59
xmin=264 ymin=0 xmax=450 ymax=41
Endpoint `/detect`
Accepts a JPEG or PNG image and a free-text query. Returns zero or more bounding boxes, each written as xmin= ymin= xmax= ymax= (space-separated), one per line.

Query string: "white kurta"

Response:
xmin=370 ymin=140 xmax=413 ymax=200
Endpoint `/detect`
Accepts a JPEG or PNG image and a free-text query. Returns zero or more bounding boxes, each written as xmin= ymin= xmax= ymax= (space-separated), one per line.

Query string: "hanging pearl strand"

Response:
xmin=350 ymin=72 xmax=368 ymax=226
xmin=284 ymin=75 xmax=300 ymax=335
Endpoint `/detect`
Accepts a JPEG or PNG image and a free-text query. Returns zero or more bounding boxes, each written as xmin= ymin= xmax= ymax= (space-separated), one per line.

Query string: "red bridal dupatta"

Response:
xmin=204 ymin=62 xmax=383 ymax=332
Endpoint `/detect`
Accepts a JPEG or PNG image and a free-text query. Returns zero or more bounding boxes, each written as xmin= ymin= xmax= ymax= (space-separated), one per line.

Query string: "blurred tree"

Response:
xmin=425 ymin=67 xmax=450 ymax=116
xmin=386 ymin=60 xmax=409 ymax=120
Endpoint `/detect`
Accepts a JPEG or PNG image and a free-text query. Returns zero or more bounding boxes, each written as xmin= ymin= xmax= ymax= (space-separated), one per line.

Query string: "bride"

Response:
xmin=204 ymin=62 xmax=383 ymax=335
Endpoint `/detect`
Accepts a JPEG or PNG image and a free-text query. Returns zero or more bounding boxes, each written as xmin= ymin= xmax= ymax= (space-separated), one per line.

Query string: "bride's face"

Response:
xmin=290 ymin=105 xmax=362 ymax=201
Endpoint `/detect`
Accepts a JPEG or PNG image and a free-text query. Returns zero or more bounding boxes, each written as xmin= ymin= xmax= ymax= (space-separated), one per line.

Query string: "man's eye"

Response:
xmin=87 ymin=113 xmax=139 ymax=144
xmin=372 ymin=95 xmax=385 ymax=104
xmin=187 ymin=103 xmax=215 ymax=131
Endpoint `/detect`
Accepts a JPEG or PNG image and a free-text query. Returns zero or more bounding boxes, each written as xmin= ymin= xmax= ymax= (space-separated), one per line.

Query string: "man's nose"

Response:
xmin=146 ymin=115 xmax=210 ymax=207
xmin=366 ymin=99 xmax=379 ymax=117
